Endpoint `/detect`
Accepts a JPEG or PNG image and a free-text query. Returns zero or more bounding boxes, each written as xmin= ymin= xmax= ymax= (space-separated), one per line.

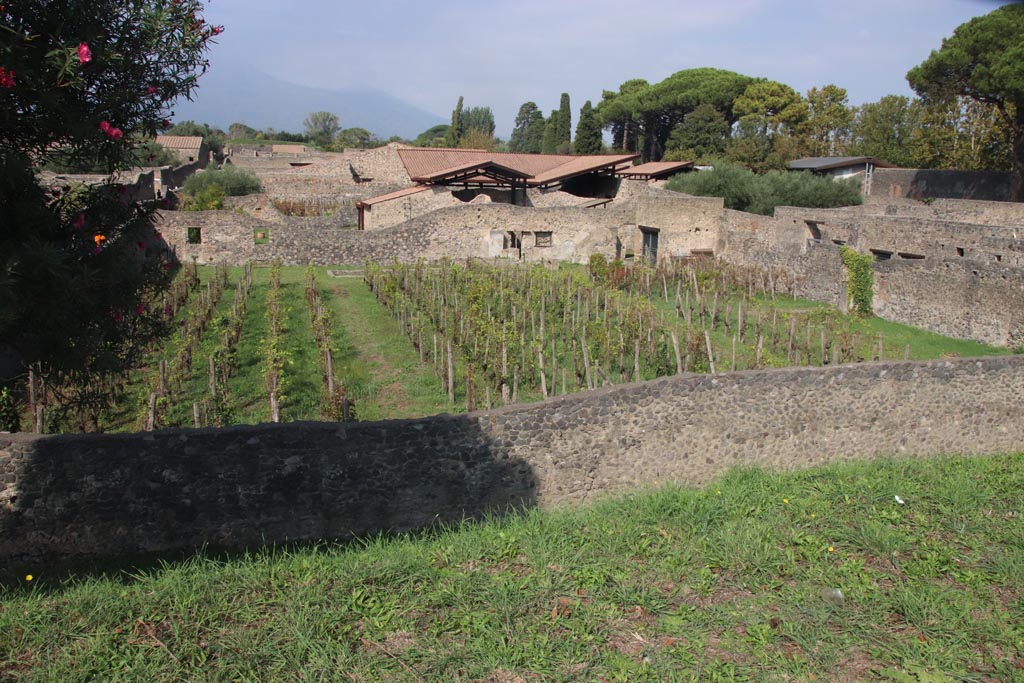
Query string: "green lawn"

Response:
xmin=3 ymin=453 xmax=1022 ymax=681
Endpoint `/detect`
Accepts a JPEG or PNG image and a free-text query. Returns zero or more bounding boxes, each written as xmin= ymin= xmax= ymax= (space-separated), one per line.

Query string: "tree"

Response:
xmin=458 ymin=128 xmax=497 ymax=151
xmin=556 ymin=93 xmax=572 ymax=154
xmin=574 ymin=100 xmax=602 ymax=154
xmin=664 ymin=103 xmax=731 ymax=161
xmin=227 ymin=122 xmax=258 ymax=140
xmin=509 ymin=102 xmax=545 ymax=153
xmin=0 ymin=0 xmax=218 ymax=426
xmin=907 ymin=4 xmax=1024 ymax=200
xmin=597 ymin=79 xmax=648 ymax=153
xmin=541 ymin=111 xmax=559 ymax=154
xmin=462 ymin=106 xmax=495 ymax=137
xmin=303 ymin=111 xmax=340 ymax=148
xmin=333 ymin=127 xmax=383 ymax=150
xmin=733 ymin=81 xmax=807 ymax=138
xmin=414 ymin=124 xmax=450 ymax=147
xmin=805 ymin=85 xmax=853 ymax=156
xmin=446 ymin=96 xmax=464 ymax=147
xmin=848 ymin=95 xmax=922 ymax=168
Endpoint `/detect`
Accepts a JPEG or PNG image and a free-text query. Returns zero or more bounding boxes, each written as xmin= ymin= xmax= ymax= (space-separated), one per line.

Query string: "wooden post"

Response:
xmin=193 ymin=402 xmax=201 ymax=428
xmin=756 ymin=334 xmax=764 ymax=369
xmin=447 ymin=339 xmax=455 ymax=403
xmin=501 ymin=342 xmax=509 ymax=405
xmin=326 ymin=348 xmax=335 ymax=397
xmin=147 ymin=392 xmax=157 ymax=431
xmin=671 ymin=331 xmax=683 ymax=375
xmin=512 ymin=366 xmax=519 ymax=403
xmin=634 ymin=339 xmax=641 ymax=381
xmin=539 ymin=348 xmax=548 ymax=398
xmin=705 ymin=330 xmax=716 ymax=374
xmin=209 ymin=355 xmax=217 ymax=398
xmin=581 ymin=337 xmax=593 ymax=390
xmin=732 ymin=334 xmax=737 ymax=372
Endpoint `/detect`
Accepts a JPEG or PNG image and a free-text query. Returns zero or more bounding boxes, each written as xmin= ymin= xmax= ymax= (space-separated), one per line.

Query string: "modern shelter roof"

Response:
xmin=616 ymin=161 xmax=694 ymax=179
xmin=396 ymin=148 xmax=639 ymax=188
xmin=788 ymin=156 xmax=895 ymax=171
xmin=155 ymin=135 xmax=203 ymax=151
xmin=355 ymin=184 xmax=430 ymax=208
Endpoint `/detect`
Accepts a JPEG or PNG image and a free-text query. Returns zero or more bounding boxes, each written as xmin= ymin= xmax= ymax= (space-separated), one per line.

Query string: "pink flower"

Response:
xmin=77 ymin=43 xmax=92 ymax=64
xmin=146 ymin=85 xmax=157 ymax=95
xmin=211 ymin=25 xmax=224 ymax=35
xmin=135 ymin=303 xmax=145 ymax=316
xmin=99 ymin=121 xmax=123 ymax=140
xmin=0 ymin=67 xmax=14 ymax=88
xmin=113 ymin=311 xmax=124 ymax=322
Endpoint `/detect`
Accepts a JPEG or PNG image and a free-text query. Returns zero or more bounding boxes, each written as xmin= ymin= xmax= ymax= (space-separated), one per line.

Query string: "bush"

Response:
xmin=665 ymin=162 xmax=862 ymax=215
xmin=182 ymin=183 xmax=225 ymax=211
xmin=182 ymin=165 xmax=261 ymax=197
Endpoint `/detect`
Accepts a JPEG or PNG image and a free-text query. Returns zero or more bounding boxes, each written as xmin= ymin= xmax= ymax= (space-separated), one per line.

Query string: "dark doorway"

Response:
xmin=641 ymin=227 xmax=659 ymax=263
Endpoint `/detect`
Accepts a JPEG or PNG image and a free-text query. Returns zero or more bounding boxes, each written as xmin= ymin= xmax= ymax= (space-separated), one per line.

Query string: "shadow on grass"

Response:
xmin=0 ymin=413 xmax=538 ymax=586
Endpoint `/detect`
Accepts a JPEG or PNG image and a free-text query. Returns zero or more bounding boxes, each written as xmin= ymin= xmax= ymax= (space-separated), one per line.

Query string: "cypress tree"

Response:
xmin=556 ymin=93 xmax=572 ymax=153
xmin=446 ymin=95 xmax=464 ymax=147
xmin=574 ymin=100 xmax=603 ymax=154
xmin=541 ymin=111 xmax=559 ymax=154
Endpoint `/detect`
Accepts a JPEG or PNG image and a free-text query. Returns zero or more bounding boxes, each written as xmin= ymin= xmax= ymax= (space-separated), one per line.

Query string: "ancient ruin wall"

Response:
xmin=2 ymin=355 xmax=1021 ymax=565
xmin=871 ymin=168 xmax=1013 ymax=202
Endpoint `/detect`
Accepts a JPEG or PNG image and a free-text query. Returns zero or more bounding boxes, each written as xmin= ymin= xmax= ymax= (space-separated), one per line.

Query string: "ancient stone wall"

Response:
xmin=871 ymin=168 xmax=1013 ymax=202
xmin=873 ymin=259 xmax=1024 ymax=347
xmin=3 ymin=355 xmax=1022 ymax=565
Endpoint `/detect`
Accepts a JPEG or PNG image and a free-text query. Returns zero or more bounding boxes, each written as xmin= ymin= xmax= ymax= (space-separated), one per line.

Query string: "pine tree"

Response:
xmin=574 ymin=101 xmax=603 ymax=154
xmin=510 ymin=102 xmax=544 ymax=153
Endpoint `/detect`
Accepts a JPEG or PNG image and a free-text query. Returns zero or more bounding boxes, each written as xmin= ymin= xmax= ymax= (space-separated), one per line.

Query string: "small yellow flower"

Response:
xmin=783 ymin=498 xmax=790 ymax=504
xmin=827 ymin=546 xmax=835 ymax=553
xmin=810 ymin=513 xmax=817 ymax=518
xmin=25 ymin=574 xmax=33 ymax=582
xmin=716 ymin=490 xmax=722 ymax=496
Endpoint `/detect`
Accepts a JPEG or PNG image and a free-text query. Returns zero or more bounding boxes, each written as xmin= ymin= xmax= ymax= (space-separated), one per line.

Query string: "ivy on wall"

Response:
xmin=839 ymin=246 xmax=874 ymax=316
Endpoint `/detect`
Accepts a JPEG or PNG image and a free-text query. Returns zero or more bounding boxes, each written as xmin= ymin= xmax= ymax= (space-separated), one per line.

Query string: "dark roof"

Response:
xmin=617 ymin=160 xmax=694 ymax=179
xmin=788 ymin=156 xmax=895 ymax=171
xmin=411 ymin=159 xmax=533 ymax=184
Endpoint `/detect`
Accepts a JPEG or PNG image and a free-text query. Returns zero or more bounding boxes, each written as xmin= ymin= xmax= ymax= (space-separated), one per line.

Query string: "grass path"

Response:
xmin=323 ymin=272 xmax=453 ymax=421
xmin=3 ymin=453 xmax=1022 ymax=682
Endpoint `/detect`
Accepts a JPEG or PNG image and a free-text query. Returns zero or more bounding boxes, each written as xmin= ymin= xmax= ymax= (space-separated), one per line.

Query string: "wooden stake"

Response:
xmin=705 ymin=330 xmax=716 ymax=374
xmin=671 ymin=331 xmax=683 ymax=375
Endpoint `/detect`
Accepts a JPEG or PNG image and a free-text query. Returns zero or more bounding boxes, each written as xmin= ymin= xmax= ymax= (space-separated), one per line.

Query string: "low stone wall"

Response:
xmin=2 ymin=355 xmax=1022 ymax=565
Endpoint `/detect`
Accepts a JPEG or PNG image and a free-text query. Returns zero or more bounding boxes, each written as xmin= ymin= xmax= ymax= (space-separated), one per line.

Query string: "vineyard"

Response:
xmin=16 ymin=258 xmax=1009 ymax=434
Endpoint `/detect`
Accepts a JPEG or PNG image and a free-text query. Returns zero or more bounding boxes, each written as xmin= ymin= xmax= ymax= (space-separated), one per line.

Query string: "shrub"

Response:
xmin=182 ymin=165 xmax=261 ymax=197
xmin=182 ymin=184 xmax=225 ymax=211
xmin=665 ymin=162 xmax=862 ymax=215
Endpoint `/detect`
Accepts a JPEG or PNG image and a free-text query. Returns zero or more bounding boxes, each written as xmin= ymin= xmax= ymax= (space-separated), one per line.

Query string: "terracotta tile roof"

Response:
xmin=411 ymin=159 xmax=533 ymax=183
xmin=396 ymin=148 xmax=639 ymax=187
xmin=617 ymin=161 xmax=694 ymax=178
xmin=356 ymin=185 xmax=430 ymax=208
xmin=155 ymin=135 xmax=203 ymax=151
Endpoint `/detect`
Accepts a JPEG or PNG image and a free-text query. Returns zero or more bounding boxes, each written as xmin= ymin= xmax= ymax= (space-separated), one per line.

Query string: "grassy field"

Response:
xmin=2 ymin=453 xmax=1022 ymax=681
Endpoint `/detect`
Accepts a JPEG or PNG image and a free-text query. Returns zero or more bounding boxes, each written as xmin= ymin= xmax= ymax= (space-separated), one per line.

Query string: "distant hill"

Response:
xmin=171 ymin=60 xmax=445 ymax=140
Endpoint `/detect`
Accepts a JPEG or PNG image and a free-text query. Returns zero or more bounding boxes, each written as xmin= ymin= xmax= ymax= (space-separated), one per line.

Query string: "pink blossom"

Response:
xmin=211 ymin=26 xmax=224 ymax=35
xmin=0 ymin=67 xmax=14 ymax=89
xmin=146 ymin=85 xmax=157 ymax=95
xmin=77 ymin=43 xmax=92 ymax=64
xmin=113 ymin=310 xmax=124 ymax=322
xmin=135 ymin=303 xmax=145 ymax=316
xmin=99 ymin=121 xmax=123 ymax=140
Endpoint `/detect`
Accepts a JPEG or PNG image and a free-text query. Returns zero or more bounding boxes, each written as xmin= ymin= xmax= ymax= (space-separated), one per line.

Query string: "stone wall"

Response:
xmin=874 ymin=259 xmax=1024 ymax=348
xmin=3 ymin=355 xmax=1022 ymax=565
xmin=871 ymin=168 xmax=1013 ymax=202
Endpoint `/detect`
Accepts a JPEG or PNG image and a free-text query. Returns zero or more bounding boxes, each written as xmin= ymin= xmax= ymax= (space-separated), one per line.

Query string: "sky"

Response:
xmin=196 ymin=0 xmax=1011 ymax=138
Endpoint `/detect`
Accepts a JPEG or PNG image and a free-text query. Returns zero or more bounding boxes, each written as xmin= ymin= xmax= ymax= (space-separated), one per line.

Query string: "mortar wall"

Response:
xmin=2 ymin=356 xmax=1021 ymax=565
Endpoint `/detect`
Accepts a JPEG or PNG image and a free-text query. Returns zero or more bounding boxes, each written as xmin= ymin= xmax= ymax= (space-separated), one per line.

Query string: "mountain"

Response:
xmin=171 ymin=60 xmax=445 ymax=140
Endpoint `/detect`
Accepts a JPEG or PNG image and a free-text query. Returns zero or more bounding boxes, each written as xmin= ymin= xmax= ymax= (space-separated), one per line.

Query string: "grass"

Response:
xmin=2 ymin=453 xmax=1023 ymax=681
